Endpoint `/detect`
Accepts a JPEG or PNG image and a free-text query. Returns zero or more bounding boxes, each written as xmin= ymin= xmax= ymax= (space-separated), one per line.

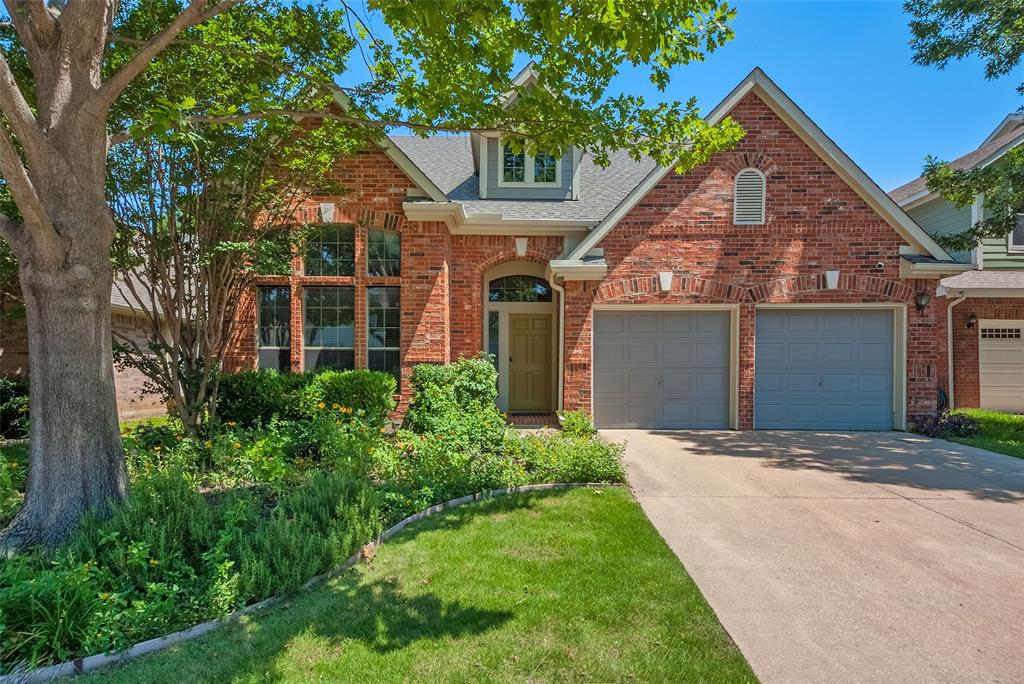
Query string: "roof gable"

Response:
xmin=568 ymin=68 xmax=951 ymax=262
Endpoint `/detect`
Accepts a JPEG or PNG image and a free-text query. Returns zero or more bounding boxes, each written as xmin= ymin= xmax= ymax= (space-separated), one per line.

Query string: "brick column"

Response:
xmin=737 ymin=301 xmax=756 ymax=430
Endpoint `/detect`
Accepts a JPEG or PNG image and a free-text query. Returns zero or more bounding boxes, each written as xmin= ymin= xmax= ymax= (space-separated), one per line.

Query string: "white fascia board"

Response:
xmin=568 ymin=68 xmax=953 ymax=263
xmin=401 ymin=201 xmax=594 ymax=235
xmin=899 ymin=259 xmax=974 ymax=278
xmin=548 ymin=259 xmax=608 ymax=281
xmin=981 ymin=113 xmax=1024 ymax=146
xmin=896 ymin=189 xmax=937 ymax=210
xmin=945 ymin=287 xmax=1024 ymax=298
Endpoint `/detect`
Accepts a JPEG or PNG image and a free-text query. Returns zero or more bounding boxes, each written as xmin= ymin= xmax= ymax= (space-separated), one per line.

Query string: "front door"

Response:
xmin=508 ymin=313 xmax=552 ymax=412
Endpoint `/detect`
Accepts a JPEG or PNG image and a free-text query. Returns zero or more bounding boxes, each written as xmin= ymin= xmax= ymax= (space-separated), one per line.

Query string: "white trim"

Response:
xmin=547 ymin=259 xmax=608 ymax=280
xmin=571 ymin=147 xmax=583 ymax=200
xmin=732 ymin=167 xmax=766 ymax=225
xmin=495 ymin=137 xmax=562 ymax=188
xmin=947 ymin=296 xmax=966 ymax=409
xmin=1007 ymin=213 xmax=1024 ymax=252
xmin=401 ymin=201 xmax=593 ymax=235
xmin=981 ymin=113 xmax=1024 ymax=146
xmin=590 ymin=303 xmax=741 ymax=429
xmin=945 ymin=288 xmax=1024 ymax=298
xmin=754 ymin=303 xmax=908 ymax=430
xmin=568 ymin=68 xmax=952 ymax=262
xmin=899 ymin=259 xmax=974 ymax=278
xmin=478 ymin=138 xmax=488 ymax=200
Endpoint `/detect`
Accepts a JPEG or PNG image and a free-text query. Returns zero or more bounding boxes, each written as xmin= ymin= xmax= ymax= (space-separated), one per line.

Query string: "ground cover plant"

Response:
xmin=0 ymin=359 xmax=625 ymax=674
xmin=85 ymin=488 xmax=755 ymax=684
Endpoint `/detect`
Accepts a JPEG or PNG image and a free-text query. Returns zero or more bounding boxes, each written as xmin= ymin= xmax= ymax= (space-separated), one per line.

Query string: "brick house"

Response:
xmin=891 ymin=114 xmax=1024 ymax=414
xmin=223 ymin=67 xmax=975 ymax=430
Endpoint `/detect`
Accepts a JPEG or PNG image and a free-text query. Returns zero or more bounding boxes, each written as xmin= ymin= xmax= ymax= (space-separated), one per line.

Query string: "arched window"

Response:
xmin=733 ymin=168 xmax=766 ymax=225
xmin=488 ymin=275 xmax=552 ymax=302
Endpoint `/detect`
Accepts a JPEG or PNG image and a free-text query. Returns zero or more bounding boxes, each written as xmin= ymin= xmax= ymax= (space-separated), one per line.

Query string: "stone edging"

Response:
xmin=0 ymin=482 xmax=615 ymax=683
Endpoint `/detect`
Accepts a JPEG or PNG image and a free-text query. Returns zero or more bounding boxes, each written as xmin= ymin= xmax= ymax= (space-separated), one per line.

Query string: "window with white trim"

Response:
xmin=733 ymin=168 xmax=766 ymax=225
xmin=257 ymin=286 xmax=291 ymax=372
xmin=303 ymin=286 xmax=355 ymax=370
xmin=1010 ymin=213 xmax=1024 ymax=251
xmin=500 ymin=139 xmax=561 ymax=186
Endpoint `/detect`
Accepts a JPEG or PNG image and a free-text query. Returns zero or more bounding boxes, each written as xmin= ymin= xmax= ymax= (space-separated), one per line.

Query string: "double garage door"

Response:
xmin=593 ymin=309 xmax=894 ymax=430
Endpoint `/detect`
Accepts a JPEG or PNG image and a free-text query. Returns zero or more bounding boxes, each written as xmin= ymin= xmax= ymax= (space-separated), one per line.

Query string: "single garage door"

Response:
xmin=755 ymin=309 xmax=893 ymax=430
xmin=593 ymin=310 xmax=730 ymax=428
xmin=979 ymin=321 xmax=1024 ymax=412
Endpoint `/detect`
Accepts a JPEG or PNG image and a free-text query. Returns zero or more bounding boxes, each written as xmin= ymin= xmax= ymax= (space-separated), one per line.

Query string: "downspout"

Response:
xmin=550 ymin=278 xmax=566 ymax=413
xmin=947 ymin=295 xmax=966 ymax=410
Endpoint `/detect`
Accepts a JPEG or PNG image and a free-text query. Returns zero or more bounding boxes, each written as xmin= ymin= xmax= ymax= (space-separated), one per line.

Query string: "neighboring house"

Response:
xmin=891 ymin=115 xmax=1024 ymax=413
xmin=223 ymin=65 xmax=968 ymax=431
xmin=0 ymin=281 xmax=165 ymax=419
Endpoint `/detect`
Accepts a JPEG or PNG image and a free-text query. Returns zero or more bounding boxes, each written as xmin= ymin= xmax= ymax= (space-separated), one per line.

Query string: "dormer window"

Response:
xmin=733 ymin=168 xmax=766 ymax=225
xmin=500 ymin=139 xmax=560 ymax=186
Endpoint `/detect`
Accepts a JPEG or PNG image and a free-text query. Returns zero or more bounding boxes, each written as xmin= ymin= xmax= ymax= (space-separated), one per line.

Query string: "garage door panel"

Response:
xmin=979 ymin=323 xmax=1024 ymax=412
xmin=755 ymin=310 xmax=893 ymax=430
xmin=593 ymin=310 xmax=730 ymax=429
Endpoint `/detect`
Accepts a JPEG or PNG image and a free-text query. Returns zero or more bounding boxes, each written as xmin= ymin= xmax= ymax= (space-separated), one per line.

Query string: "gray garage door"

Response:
xmin=755 ymin=309 xmax=893 ymax=430
xmin=593 ymin=311 xmax=730 ymax=428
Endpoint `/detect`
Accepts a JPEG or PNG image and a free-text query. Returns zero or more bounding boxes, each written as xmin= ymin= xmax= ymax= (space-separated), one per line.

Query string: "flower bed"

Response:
xmin=0 ymin=358 xmax=624 ymax=673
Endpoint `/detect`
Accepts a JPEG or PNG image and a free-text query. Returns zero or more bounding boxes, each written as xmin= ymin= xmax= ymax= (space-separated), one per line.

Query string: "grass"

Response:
xmin=949 ymin=409 xmax=1024 ymax=460
xmin=84 ymin=488 xmax=754 ymax=684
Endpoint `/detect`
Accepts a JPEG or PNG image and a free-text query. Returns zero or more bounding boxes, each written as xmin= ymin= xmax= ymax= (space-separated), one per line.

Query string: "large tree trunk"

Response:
xmin=0 ymin=244 xmax=126 ymax=551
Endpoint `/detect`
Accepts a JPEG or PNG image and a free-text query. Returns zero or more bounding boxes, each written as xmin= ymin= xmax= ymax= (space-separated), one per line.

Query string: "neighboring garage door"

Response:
xmin=755 ymin=309 xmax=893 ymax=430
xmin=979 ymin=321 xmax=1024 ymax=412
xmin=593 ymin=310 xmax=730 ymax=428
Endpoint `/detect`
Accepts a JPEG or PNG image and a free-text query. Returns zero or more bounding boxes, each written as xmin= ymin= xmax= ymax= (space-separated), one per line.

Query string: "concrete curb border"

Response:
xmin=0 ymin=482 xmax=615 ymax=683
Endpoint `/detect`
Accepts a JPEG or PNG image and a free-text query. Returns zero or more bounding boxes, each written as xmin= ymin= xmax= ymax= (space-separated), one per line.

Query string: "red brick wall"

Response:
xmin=949 ymin=298 xmax=1024 ymax=408
xmin=562 ymin=91 xmax=946 ymax=427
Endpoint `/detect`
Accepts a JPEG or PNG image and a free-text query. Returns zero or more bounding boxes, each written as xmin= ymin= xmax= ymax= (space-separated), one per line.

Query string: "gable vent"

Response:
xmin=733 ymin=168 xmax=766 ymax=225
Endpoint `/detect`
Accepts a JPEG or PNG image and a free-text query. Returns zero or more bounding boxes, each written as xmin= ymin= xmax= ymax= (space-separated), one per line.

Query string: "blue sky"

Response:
xmin=606 ymin=0 xmax=1024 ymax=191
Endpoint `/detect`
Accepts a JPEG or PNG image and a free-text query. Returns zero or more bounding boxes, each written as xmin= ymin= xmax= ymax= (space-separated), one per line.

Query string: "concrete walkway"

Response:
xmin=607 ymin=430 xmax=1024 ymax=684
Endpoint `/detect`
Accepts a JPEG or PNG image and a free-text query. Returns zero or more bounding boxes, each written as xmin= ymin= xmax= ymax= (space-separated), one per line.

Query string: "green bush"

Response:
xmin=0 ymin=375 xmax=29 ymax=439
xmin=505 ymin=431 xmax=626 ymax=484
xmin=405 ymin=355 xmax=507 ymax=449
xmin=300 ymin=370 xmax=396 ymax=427
xmin=559 ymin=410 xmax=596 ymax=438
xmin=0 ymin=444 xmax=26 ymax=527
xmin=216 ymin=370 xmax=289 ymax=427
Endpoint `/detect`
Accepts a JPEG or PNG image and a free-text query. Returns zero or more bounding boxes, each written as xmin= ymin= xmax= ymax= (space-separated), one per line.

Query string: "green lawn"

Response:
xmin=85 ymin=488 xmax=753 ymax=684
xmin=950 ymin=409 xmax=1024 ymax=460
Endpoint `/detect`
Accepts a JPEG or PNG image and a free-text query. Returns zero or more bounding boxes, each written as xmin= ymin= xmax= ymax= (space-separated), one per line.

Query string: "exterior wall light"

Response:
xmin=966 ymin=313 xmax=978 ymax=329
xmin=914 ymin=291 xmax=931 ymax=311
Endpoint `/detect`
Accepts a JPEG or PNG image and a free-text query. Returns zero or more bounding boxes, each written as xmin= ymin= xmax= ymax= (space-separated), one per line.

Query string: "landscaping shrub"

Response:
xmin=559 ymin=410 xmax=596 ymax=438
xmin=915 ymin=411 xmax=981 ymax=438
xmin=300 ymin=369 xmax=397 ymax=427
xmin=505 ymin=431 xmax=626 ymax=484
xmin=0 ymin=375 xmax=29 ymax=439
xmin=0 ymin=444 xmax=26 ymax=527
xmin=216 ymin=370 xmax=289 ymax=427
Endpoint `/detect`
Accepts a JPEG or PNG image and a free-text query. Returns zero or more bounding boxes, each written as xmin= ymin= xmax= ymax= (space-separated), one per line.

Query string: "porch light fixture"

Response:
xmin=966 ymin=313 xmax=978 ymax=329
xmin=824 ymin=270 xmax=839 ymax=289
xmin=319 ymin=202 xmax=335 ymax=223
xmin=914 ymin=291 xmax=931 ymax=311
xmin=515 ymin=236 xmax=528 ymax=257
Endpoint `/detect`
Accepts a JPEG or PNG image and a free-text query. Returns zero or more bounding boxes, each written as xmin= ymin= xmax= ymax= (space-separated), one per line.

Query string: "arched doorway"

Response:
xmin=483 ymin=262 xmax=557 ymax=413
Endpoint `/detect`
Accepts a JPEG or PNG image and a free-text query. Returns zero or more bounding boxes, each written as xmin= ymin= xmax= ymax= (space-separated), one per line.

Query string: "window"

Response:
xmin=367 ymin=286 xmax=400 ymax=381
xmin=500 ymin=139 xmax=561 ymax=186
xmin=488 ymin=275 xmax=552 ymax=302
xmin=1010 ymin=214 xmax=1024 ymax=251
xmin=733 ymin=168 xmax=766 ymax=225
xmin=981 ymin=327 xmax=1022 ymax=339
xmin=257 ymin=286 xmax=291 ymax=372
xmin=305 ymin=225 xmax=355 ymax=276
xmin=303 ymin=286 xmax=354 ymax=370
xmin=367 ymin=228 xmax=401 ymax=276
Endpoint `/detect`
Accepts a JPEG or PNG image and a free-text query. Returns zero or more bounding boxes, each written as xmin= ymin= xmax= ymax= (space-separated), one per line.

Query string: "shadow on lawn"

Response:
xmin=635 ymin=430 xmax=1024 ymax=503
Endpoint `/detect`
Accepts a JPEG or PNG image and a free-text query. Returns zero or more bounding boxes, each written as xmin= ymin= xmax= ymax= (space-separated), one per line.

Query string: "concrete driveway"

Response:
xmin=606 ymin=430 xmax=1024 ymax=684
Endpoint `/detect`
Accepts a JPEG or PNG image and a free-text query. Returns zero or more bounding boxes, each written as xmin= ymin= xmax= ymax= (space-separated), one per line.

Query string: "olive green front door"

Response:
xmin=508 ymin=313 xmax=552 ymax=412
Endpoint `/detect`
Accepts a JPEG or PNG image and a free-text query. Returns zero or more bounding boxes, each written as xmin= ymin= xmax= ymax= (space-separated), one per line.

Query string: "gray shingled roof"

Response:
xmin=111 ymin=274 xmax=160 ymax=315
xmin=942 ymin=270 xmax=1024 ymax=290
xmin=889 ymin=123 xmax=1024 ymax=204
xmin=389 ymin=135 xmax=657 ymax=223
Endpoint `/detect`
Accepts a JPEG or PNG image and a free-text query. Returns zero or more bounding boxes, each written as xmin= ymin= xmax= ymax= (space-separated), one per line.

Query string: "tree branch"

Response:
xmin=3 ymin=0 xmax=57 ymax=46
xmin=0 ymin=211 xmax=22 ymax=253
xmin=0 ymin=122 xmax=56 ymax=249
xmin=96 ymin=0 xmax=244 ymax=109
xmin=0 ymin=46 xmax=45 ymax=167
xmin=108 ymin=108 xmax=516 ymax=146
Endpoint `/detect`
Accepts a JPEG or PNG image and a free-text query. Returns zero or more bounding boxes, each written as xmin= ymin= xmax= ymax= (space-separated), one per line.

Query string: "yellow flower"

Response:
xmin=225 ymin=421 xmax=236 ymax=427
xmin=96 ymin=632 xmax=102 ymax=638
xmin=100 ymin=592 xmax=110 ymax=601
xmin=152 ymin=446 xmax=161 ymax=452
xmin=148 ymin=559 xmax=158 ymax=566
xmin=318 ymin=402 xmax=326 ymax=409
xmin=331 ymin=403 xmax=340 ymax=410
xmin=204 ymin=440 xmax=212 ymax=448
xmin=175 ymin=435 xmax=183 ymax=441
xmin=342 ymin=407 xmax=352 ymax=414
xmin=335 ymin=419 xmax=341 ymax=425
xmin=233 ymin=442 xmax=241 ymax=449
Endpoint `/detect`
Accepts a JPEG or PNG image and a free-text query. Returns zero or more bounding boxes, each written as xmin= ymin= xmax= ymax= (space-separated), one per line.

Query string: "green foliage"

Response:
xmin=0 ymin=444 xmax=26 ymax=527
xmin=559 ymin=410 xmax=597 ymax=438
xmin=506 ymin=432 xmax=626 ymax=484
xmin=922 ymin=146 xmax=1024 ymax=251
xmin=0 ymin=375 xmax=29 ymax=439
xmin=301 ymin=370 xmax=397 ymax=428
xmin=906 ymin=0 xmax=1024 ymax=95
xmin=215 ymin=370 xmax=290 ymax=427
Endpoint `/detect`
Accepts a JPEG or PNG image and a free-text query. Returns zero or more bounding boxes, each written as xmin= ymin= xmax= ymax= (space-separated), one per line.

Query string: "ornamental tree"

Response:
xmin=0 ymin=0 xmax=742 ymax=550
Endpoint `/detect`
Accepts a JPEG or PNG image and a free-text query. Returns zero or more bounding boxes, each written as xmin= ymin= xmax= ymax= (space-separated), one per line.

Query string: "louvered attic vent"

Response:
xmin=733 ymin=168 xmax=765 ymax=225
